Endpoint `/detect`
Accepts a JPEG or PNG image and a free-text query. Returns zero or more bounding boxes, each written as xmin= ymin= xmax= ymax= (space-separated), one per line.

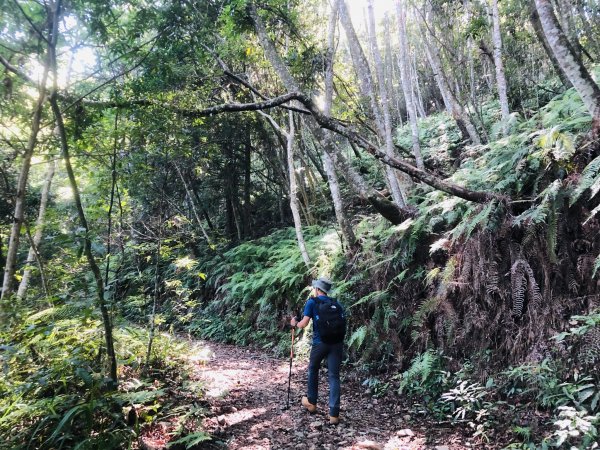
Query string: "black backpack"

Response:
xmin=314 ymin=297 xmax=346 ymax=344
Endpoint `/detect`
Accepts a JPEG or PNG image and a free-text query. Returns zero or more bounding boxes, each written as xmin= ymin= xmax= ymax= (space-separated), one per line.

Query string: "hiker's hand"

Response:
xmin=290 ymin=317 xmax=298 ymax=327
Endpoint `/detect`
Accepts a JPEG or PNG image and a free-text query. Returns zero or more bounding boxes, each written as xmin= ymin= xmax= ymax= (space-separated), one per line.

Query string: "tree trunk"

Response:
xmin=50 ymin=94 xmax=118 ymax=385
xmin=575 ymin=0 xmax=599 ymax=57
xmin=145 ymin=228 xmax=161 ymax=367
xmin=534 ymin=0 xmax=600 ymax=131
xmin=173 ymin=164 xmax=214 ymax=245
xmin=420 ymin=16 xmax=482 ymax=144
xmin=337 ymin=3 xmax=391 ymax=150
xmin=412 ymin=53 xmax=427 ymax=119
xmin=395 ymin=0 xmax=425 ymax=169
xmin=490 ymin=0 xmax=511 ymax=132
xmin=286 ymin=111 xmax=311 ymax=267
xmin=16 ymin=159 xmax=55 ymax=300
xmin=243 ymin=142 xmax=252 ymax=238
xmin=383 ymin=15 xmax=398 ymax=127
xmin=367 ymin=0 xmax=407 ymax=206
xmin=48 ymin=0 xmax=117 ymax=384
xmin=324 ymin=0 xmax=357 ymax=250
xmin=1 ymin=38 xmax=52 ymax=301
xmin=529 ymin=1 xmax=572 ymax=89
xmin=248 ymin=1 xmax=407 ymax=224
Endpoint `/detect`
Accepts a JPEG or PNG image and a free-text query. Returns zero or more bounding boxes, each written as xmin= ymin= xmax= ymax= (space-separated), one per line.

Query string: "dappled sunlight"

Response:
xmin=226 ymin=407 xmax=267 ymax=427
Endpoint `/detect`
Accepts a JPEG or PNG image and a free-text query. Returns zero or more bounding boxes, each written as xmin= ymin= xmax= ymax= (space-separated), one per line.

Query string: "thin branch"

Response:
xmin=12 ymin=0 xmax=49 ymax=43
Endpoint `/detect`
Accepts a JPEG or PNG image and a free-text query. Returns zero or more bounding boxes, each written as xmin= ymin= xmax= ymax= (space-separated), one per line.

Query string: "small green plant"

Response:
xmin=362 ymin=377 xmax=390 ymax=398
xmin=441 ymin=380 xmax=489 ymax=421
xmin=551 ymin=406 xmax=598 ymax=449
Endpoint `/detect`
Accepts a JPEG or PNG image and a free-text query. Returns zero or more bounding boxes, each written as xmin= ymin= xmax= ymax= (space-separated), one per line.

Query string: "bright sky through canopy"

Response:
xmin=347 ymin=0 xmax=397 ymax=30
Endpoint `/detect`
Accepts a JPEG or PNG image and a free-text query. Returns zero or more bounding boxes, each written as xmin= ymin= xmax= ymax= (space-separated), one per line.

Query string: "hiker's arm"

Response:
xmin=290 ymin=316 xmax=310 ymax=328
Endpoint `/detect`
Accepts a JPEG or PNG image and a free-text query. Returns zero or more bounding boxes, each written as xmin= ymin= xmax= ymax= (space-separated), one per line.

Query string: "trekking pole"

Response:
xmin=286 ymin=325 xmax=295 ymax=410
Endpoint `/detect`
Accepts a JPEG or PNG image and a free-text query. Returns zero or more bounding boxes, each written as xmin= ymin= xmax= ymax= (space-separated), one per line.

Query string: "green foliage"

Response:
xmin=551 ymin=406 xmax=598 ymax=449
xmin=347 ymin=325 xmax=368 ymax=351
xmin=0 ymin=309 xmax=205 ymax=449
xmin=186 ymin=227 xmax=339 ymax=351
xmin=571 ymin=154 xmax=600 ymax=210
xmin=396 ymin=350 xmax=449 ymax=401
xmin=440 ymin=380 xmax=490 ymax=422
xmin=167 ymin=431 xmax=212 ymax=448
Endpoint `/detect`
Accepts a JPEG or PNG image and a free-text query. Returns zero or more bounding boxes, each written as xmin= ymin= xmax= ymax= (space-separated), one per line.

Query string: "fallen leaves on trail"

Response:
xmin=189 ymin=342 xmax=478 ymax=450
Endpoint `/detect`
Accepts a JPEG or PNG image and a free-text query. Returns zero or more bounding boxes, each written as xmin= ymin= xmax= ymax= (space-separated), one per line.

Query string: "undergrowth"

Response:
xmin=0 ymin=305 xmax=208 ymax=449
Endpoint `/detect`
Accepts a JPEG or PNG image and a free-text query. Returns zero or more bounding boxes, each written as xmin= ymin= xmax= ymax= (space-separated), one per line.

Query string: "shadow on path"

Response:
xmin=193 ymin=341 xmax=478 ymax=450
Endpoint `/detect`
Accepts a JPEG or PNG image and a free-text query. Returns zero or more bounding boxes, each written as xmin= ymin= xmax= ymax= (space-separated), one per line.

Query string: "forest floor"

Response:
xmin=139 ymin=340 xmax=507 ymax=450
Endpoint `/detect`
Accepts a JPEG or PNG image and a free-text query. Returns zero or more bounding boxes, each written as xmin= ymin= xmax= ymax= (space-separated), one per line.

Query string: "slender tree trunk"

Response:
xmin=534 ymin=0 xmax=600 ymax=131
xmin=324 ymin=0 xmax=357 ymax=250
xmin=174 ymin=164 xmax=214 ymax=245
xmin=336 ymin=3 xmax=385 ymax=140
xmin=1 ymin=34 xmax=52 ymax=301
xmin=383 ymin=15 xmax=397 ymax=126
xmin=420 ymin=17 xmax=481 ymax=144
xmin=556 ymin=0 xmax=584 ymax=58
xmin=16 ymin=159 xmax=56 ymax=300
xmin=367 ymin=0 xmax=406 ymax=206
xmin=490 ymin=0 xmax=511 ymax=132
xmin=248 ymin=1 xmax=407 ymax=224
xmin=412 ymin=54 xmax=427 ymax=118
xmin=47 ymin=0 xmax=117 ymax=384
xmin=464 ymin=0 xmax=478 ymax=108
xmin=287 ymin=111 xmax=311 ymax=267
xmin=395 ymin=0 xmax=425 ymax=169
xmin=576 ymin=0 xmax=599 ymax=56
xmin=146 ymin=226 xmax=161 ymax=367
xmin=103 ymin=111 xmax=119 ymax=308
xmin=243 ymin=142 xmax=252 ymax=237
xmin=529 ymin=1 xmax=572 ymax=89
xmin=51 ymin=96 xmax=118 ymax=384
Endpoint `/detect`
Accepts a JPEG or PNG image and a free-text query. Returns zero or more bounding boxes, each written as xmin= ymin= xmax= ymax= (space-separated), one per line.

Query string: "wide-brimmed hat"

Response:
xmin=311 ymin=277 xmax=332 ymax=294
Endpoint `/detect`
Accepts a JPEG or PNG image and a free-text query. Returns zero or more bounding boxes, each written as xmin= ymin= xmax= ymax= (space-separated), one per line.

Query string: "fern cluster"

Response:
xmin=0 ymin=308 xmax=199 ymax=449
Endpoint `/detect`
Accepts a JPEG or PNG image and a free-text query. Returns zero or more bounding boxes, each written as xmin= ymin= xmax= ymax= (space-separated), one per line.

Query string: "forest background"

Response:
xmin=1 ymin=0 xmax=600 ymax=448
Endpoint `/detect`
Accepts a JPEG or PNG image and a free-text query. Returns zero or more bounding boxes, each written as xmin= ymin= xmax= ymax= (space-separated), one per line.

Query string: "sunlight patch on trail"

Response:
xmin=226 ymin=407 xmax=268 ymax=426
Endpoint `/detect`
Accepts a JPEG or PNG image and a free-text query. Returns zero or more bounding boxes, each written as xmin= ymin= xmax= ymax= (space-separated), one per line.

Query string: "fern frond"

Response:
xmin=511 ymin=259 xmax=542 ymax=316
xmin=397 ymin=349 xmax=439 ymax=394
xmin=348 ymin=325 xmax=368 ymax=351
xmin=571 ymin=155 xmax=600 ymax=206
xmin=485 ymin=261 xmax=500 ymax=296
xmin=25 ymin=305 xmax=86 ymax=323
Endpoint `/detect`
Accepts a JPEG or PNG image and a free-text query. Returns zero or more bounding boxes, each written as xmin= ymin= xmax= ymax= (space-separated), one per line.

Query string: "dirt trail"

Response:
xmin=194 ymin=341 xmax=474 ymax=450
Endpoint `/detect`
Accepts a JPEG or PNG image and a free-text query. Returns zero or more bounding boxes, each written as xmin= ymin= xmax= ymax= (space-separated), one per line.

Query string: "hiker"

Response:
xmin=290 ymin=277 xmax=346 ymax=425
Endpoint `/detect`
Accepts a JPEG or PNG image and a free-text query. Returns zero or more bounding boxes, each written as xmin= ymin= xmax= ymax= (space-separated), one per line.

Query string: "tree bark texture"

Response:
xmin=490 ymin=0 xmax=511 ymax=132
xmin=248 ymin=1 xmax=408 ymax=224
xmin=287 ymin=112 xmax=312 ymax=268
xmin=323 ymin=0 xmax=357 ymax=249
xmin=16 ymin=159 xmax=56 ymax=300
xmin=367 ymin=0 xmax=407 ymax=207
xmin=395 ymin=0 xmax=425 ymax=169
xmin=48 ymin=3 xmax=118 ymax=384
xmin=1 ymin=22 xmax=53 ymax=301
xmin=529 ymin=2 xmax=572 ymax=89
xmin=420 ymin=17 xmax=481 ymax=145
xmin=534 ymin=0 xmax=600 ymax=130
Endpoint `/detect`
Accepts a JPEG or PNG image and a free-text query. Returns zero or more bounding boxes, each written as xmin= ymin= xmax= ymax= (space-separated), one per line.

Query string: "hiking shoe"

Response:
xmin=329 ymin=416 xmax=340 ymax=425
xmin=301 ymin=396 xmax=317 ymax=413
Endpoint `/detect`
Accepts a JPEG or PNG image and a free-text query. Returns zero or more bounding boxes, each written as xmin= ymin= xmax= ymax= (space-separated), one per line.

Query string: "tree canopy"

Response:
xmin=1 ymin=0 xmax=600 ymax=447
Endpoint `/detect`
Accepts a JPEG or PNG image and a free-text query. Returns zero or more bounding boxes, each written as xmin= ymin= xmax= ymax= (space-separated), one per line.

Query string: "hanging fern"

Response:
xmin=511 ymin=259 xmax=543 ymax=316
